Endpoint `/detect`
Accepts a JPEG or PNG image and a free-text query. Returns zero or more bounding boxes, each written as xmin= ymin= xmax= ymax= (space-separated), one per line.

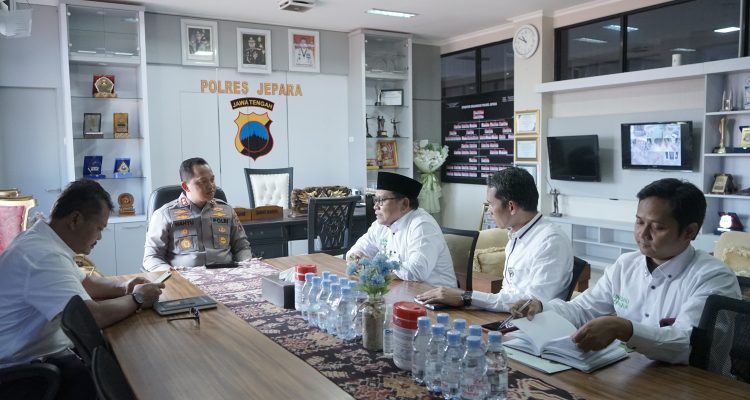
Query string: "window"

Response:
xmin=480 ymin=42 xmax=514 ymax=92
xmin=442 ymin=40 xmax=513 ymax=97
xmin=558 ymin=17 xmax=622 ymax=80
xmin=442 ymin=50 xmax=476 ymax=98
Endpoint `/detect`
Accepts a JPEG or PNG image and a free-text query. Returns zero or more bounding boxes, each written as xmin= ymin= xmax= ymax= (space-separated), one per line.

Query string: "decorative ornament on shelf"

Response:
xmin=413 ymin=140 xmax=448 ymax=213
xmin=347 ymin=252 xmax=400 ymax=351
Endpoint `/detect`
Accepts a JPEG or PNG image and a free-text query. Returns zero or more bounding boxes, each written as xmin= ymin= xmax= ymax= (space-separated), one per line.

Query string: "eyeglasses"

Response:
xmin=372 ymin=196 xmax=401 ymax=205
xmin=167 ymin=306 xmax=200 ymax=326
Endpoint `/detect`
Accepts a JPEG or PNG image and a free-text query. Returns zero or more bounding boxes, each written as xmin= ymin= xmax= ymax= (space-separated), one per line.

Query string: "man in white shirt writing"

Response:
xmin=511 ymin=178 xmax=741 ymax=364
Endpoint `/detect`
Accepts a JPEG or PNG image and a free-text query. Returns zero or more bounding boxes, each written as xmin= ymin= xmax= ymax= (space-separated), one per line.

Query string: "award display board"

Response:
xmin=441 ymin=91 xmax=514 ymax=184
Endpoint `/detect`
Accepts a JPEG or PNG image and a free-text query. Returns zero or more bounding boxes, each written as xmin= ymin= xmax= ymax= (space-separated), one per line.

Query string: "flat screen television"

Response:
xmin=621 ymin=121 xmax=693 ymax=171
xmin=547 ymin=135 xmax=600 ymax=181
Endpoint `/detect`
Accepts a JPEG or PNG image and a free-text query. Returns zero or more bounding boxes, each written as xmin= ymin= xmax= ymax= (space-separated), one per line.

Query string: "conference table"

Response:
xmin=105 ymin=253 xmax=750 ymax=399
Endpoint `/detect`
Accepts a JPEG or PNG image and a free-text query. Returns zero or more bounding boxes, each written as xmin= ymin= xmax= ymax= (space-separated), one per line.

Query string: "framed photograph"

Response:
xmin=376 ymin=140 xmax=399 ymax=168
xmin=288 ymin=29 xmax=320 ymax=73
xmin=379 ymin=89 xmax=404 ymax=106
xmin=740 ymin=125 xmax=750 ymax=148
xmin=83 ymin=113 xmax=102 ymax=138
xmin=517 ymin=164 xmax=538 ymax=184
xmin=479 ymin=202 xmax=498 ymax=230
xmin=515 ymin=137 xmax=538 ymax=162
xmin=181 ymin=19 xmax=218 ymax=66
xmin=237 ymin=28 xmax=272 ymax=73
xmin=514 ymin=109 xmax=539 ymax=135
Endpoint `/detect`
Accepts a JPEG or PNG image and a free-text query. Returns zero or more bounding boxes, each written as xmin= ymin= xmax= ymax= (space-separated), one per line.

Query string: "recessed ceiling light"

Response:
xmin=602 ymin=24 xmax=638 ymax=32
xmin=714 ymin=27 xmax=740 ymax=33
xmin=366 ymin=8 xmax=416 ymax=18
xmin=671 ymin=48 xmax=696 ymax=52
xmin=574 ymin=37 xmax=607 ymax=44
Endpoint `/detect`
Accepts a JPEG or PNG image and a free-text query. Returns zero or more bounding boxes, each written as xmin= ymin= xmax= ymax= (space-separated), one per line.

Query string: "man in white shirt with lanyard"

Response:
xmin=416 ymin=167 xmax=573 ymax=309
xmin=0 ymin=180 xmax=164 ymax=399
xmin=511 ymin=178 xmax=741 ymax=364
xmin=346 ymin=172 xmax=456 ymax=288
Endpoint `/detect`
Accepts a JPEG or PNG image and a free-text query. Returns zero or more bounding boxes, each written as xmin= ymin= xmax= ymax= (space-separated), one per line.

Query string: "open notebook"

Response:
xmin=504 ymin=311 xmax=628 ymax=373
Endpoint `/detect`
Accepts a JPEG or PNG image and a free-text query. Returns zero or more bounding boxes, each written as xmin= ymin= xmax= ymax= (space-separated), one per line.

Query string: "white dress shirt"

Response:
xmin=346 ymin=208 xmax=457 ymax=288
xmin=544 ymin=246 xmax=741 ymax=364
xmin=471 ymin=213 xmax=574 ymax=312
xmin=0 ymin=221 xmax=91 ymax=367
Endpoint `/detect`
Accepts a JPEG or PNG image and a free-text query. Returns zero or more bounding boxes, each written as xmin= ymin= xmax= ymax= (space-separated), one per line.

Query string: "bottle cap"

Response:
xmin=431 ymin=323 xmax=445 ymax=336
xmin=436 ymin=313 xmax=450 ymax=325
xmin=467 ymin=336 xmax=482 ymax=349
xmin=304 ymin=272 xmax=315 ymax=282
xmin=322 ymin=280 xmax=331 ymax=289
xmin=312 ymin=276 xmax=322 ymax=285
xmin=341 ymin=287 xmax=352 ymax=296
xmin=392 ymin=301 xmax=428 ymax=329
xmin=417 ymin=316 xmax=431 ymax=329
xmin=453 ymin=318 xmax=466 ymax=331
xmin=447 ymin=330 xmax=461 ymax=344
xmin=330 ymin=283 xmax=340 ymax=293
xmin=488 ymin=331 xmax=502 ymax=344
xmin=468 ymin=325 xmax=482 ymax=337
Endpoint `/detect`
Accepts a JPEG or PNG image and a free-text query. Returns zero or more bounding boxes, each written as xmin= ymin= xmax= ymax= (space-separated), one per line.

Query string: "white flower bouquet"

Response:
xmin=413 ymin=140 xmax=449 ymax=213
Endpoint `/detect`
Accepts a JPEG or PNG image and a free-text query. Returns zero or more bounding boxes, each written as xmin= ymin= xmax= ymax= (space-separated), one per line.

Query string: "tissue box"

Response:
xmin=261 ymin=275 xmax=295 ymax=309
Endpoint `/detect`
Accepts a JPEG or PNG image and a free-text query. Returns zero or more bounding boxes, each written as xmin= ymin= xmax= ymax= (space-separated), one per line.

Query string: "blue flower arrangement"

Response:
xmin=346 ymin=252 xmax=401 ymax=297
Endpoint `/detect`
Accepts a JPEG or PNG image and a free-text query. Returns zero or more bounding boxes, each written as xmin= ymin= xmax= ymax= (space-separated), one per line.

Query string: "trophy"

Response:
xmin=722 ymin=90 xmax=733 ymax=111
xmin=117 ymin=193 xmax=136 ymax=216
xmin=714 ymin=116 xmax=728 ymax=154
xmin=83 ymin=156 xmax=105 ymax=179
xmin=715 ymin=211 xmax=743 ymax=234
xmin=113 ymin=113 xmax=129 ymax=138
xmin=391 ymin=118 xmax=400 ymax=137
xmin=365 ymin=114 xmax=374 ymax=138
xmin=376 ymin=116 xmax=388 ymax=137
xmin=93 ymin=74 xmax=116 ymax=98
xmin=113 ymin=158 xmax=132 ymax=178
xmin=550 ymin=188 xmax=562 ymax=217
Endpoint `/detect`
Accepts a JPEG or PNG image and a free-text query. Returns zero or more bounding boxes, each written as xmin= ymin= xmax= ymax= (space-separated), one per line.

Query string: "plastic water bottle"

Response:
xmin=315 ymin=280 xmax=332 ymax=329
xmin=460 ymin=336 xmax=488 ymax=400
xmin=306 ymin=276 xmax=322 ymax=326
xmin=322 ymin=271 xmax=332 ymax=282
xmin=328 ymin=273 xmax=338 ymax=283
xmin=353 ymin=286 xmax=367 ymax=337
xmin=339 ymin=276 xmax=350 ymax=288
xmin=336 ymin=287 xmax=357 ymax=340
xmin=383 ymin=305 xmax=394 ymax=357
xmin=324 ymin=283 xmax=341 ymax=334
xmin=452 ymin=319 xmax=467 ymax=353
xmin=424 ymin=324 xmax=446 ymax=395
xmin=299 ymin=272 xmax=315 ymax=320
xmin=468 ymin=325 xmax=485 ymax=352
xmin=436 ymin=313 xmax=450 ymax=327
xmin=485 ymin=331 xmax=508 ymax=400
xmin=411 ymin=316 xmax=431 ymax=384
xmin=441 ymin=330 xmax=463 ymax=399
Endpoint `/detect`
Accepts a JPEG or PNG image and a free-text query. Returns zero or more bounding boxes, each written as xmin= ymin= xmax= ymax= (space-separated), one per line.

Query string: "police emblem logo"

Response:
xmin=212 ymin=212 xmax=227 ymax=217
xmin=181 ymin=228 xmax=189 ymax=235
xmin=175 ymin=214 xmax=189 ymax=220
xmin=218 ymin=236 xmax=228 ymax=245
xmin=234 ymin=112 xmax=274 ymax=161
xmin=179 ymin=238 xmax=192 ymax=250
xmin=218 ymin=226 xmax=227 ymax=233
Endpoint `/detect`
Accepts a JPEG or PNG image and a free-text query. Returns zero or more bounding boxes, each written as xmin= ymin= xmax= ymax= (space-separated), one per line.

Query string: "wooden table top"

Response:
xmin=264 ymin=253 xmax=750 ymax=400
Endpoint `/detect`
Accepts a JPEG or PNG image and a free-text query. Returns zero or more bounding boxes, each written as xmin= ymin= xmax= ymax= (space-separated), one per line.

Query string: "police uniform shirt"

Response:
xmin=143 ymin=192 xmax=253 ymax=271
xmin=544 ymin=246 xmax=741 ymax=364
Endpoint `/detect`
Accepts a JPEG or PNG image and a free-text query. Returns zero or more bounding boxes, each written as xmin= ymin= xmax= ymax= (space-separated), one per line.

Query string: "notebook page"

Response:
xmin=511 ymin=311 xmax=577 ymax=348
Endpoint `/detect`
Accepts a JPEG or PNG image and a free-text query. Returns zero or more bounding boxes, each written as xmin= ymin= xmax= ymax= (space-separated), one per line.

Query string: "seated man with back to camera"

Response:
xmin=0 ymin=179 xmax=164 ymax=399
xmin=416 ymin=167 xmax=574 ymax=310
xmin=346 ymin=172 xmax=456 ymax=288
xmin=511 ymin=178 xmax=741 ymax=364
xmin=143 ymin=157 xmax=253 ymax=271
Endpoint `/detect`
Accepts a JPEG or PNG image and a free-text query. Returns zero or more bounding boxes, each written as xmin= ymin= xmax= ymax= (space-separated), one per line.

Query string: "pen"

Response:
xmin=498 ymin=299 xmax=532 ymax=330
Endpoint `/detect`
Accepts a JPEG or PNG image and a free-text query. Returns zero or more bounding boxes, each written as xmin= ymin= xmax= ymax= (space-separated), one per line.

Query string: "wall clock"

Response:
xmin=513 ymin=24 xmax=539 ymax=59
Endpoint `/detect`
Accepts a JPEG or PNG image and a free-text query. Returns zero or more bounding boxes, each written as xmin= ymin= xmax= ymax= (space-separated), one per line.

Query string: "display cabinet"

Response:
xmin=348 ymin=30 xmax=413 ymax=191
xmin=59 ymin=0 xmax=151 ymax=223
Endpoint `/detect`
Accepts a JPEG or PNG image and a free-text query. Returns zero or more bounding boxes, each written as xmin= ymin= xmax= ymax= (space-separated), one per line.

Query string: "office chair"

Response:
xmin=146 ymin=185 xmax=228 ymax=221
xmin=60 ymin=295 xmax=106 ymax=367
xmin=307 ymin=196 xmax=359 ymax=256
xmin=364 ymin=194 xmax=376 ymax=226
xmin=243 ymin=167 xmax=293 ymax=209
xmin=91 ymin=346 xmax=136 ymax=400
xmin=714 ymin=231 xmax=750 ymax=299
xmin=690 ymin=294 xmax=750 ymax=383
xmin=0 ymin=194 xmax=36 ymax=254
xmin=0 ymin=363 xmax=60 ymax=400
xmin=441 ymin=227 xmax=480 ymax=291
xmin=565 ymin=257 xmax=590 ymax=301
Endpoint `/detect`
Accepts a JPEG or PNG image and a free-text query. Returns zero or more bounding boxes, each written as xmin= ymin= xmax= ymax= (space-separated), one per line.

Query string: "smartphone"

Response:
xmin=155 ymin=271 xmax=172 ymax=284
xmin=205 ymin=262 xmax=239 ymax=269
xmin=413 ymin=297 xmax=450 ymax=311
xmin=480 ymin=321 xmax=518 ymax=334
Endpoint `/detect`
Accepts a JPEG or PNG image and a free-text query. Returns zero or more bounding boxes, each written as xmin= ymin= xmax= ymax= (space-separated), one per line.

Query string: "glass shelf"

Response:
xmin=67 ymin=5 xmax=140 ymax=59
xmin=71 ymin=95 xmax=142 ymax=100
xmin=73 ymin=137 xmax=143 ymax=140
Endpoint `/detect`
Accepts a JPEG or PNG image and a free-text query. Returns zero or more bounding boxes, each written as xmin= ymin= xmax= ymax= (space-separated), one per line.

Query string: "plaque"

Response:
xmin=113 ymin=158 xmax=132 ymax=178
xmin=741 ymin=126 xmax=750 ymax=148
xmin=716 ymin=211 xmax=744 ymax=234
xmin=83 ymin=113 xmax=103 ymax=138
xmin=83 ymin=156 xmax=106 ymax=179
xmin=117 ymin=193 xmax=136 ymax=216
xmin=93 ymin=74 xmax=116 ymax=98
xmin=711 ymin=173 xmax=735 ymax=195
xmin=113 ymin=113 xmax=129 ymax=138
xmin=379 ymin=89 xmax=403 ymax=106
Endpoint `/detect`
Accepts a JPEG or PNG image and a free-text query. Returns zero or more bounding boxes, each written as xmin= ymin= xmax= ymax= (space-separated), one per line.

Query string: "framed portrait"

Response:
xmin=83 ymin=113 xmax=102 ymax=138
xmin=288 ymin=29 xmax=320 ymax=73
xmin=181 ymin=19 xmax=218 ymax=66
xmin=514 ymin=109 xmax=539 ymax=135
xmin=479 ymin=202 xmax=498 ymax=230
xmin=237 ymin=28 xmax=272 ymax=73
xmin=515 ymin=137 xmax=538 ymax=162
xmin=376 ymin=140 xmax=399 ymax=168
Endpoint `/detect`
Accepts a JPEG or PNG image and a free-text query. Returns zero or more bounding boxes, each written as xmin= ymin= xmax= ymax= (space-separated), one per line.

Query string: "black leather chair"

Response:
xmin=91 ymin=346 xmax=136 ymax=400
xmin=60 ymin=295 xmax=105 ymax=367
xmin=147 ymin=185 xmax=228 ymax=220
xmin=0 ymin=363 xmax=60 ymax=400
xmin=307 ymin=196 xmax=360 ymax=256
xmin=441 ymin=227 xmax=479 ymax=291
xmin=565 ymin=257 xmax=590 ymax=301
xmin=364 ymin=193 xmax=376 ymax=226
xmin=690 ymin=294 xmax=750 ymax=383
xmin=243 ymin=167 xmax=293 ymax=209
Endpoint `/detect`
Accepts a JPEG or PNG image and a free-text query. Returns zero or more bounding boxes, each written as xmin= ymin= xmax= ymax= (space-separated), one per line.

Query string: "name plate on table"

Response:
xmin=235 ymin=205 xmax=283 ymax=222
xmin=261 ymin=275 xmax=295 ymax=309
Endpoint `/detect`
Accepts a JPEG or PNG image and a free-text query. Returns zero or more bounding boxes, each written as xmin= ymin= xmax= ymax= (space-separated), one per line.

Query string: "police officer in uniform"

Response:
xmin=143 ymin=157 xmax=253 ymax=271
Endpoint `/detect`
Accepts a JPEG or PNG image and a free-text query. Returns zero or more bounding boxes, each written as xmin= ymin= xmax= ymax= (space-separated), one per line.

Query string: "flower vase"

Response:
xmin=361 ymin=294 xmax=385 ymax=351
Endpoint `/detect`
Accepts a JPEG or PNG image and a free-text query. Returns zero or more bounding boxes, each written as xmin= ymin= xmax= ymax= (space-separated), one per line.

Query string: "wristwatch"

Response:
xmin=131 ymin=292 xmax=145 ymax=312
xmin=461 ymin=290 xmax=472 ymax=307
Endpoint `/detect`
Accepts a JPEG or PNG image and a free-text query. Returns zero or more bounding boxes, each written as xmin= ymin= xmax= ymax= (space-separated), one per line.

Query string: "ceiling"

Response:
xmin=132 ymin=0 xmax=595 ymax=45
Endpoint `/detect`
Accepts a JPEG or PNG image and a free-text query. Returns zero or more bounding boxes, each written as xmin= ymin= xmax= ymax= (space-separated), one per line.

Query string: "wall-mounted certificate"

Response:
xmin=113 ymin=113 xmax=129 ymax=138
xmin=113 ymin=158 xmax=132 ymax=178
xmin=83 ymin=113 xmax=102 ymax=138
xmin=92 ymin=74 xmax=116 ymax=98
xmin=83 ymin=156 xmax=105 ymax=179
xmin=379 ymin=89 xmax=404 ymax=106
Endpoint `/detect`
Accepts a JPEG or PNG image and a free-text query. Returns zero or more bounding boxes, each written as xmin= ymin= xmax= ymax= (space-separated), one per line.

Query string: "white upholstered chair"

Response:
xmin=244 ymin=167 xmax=293 ymax=209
